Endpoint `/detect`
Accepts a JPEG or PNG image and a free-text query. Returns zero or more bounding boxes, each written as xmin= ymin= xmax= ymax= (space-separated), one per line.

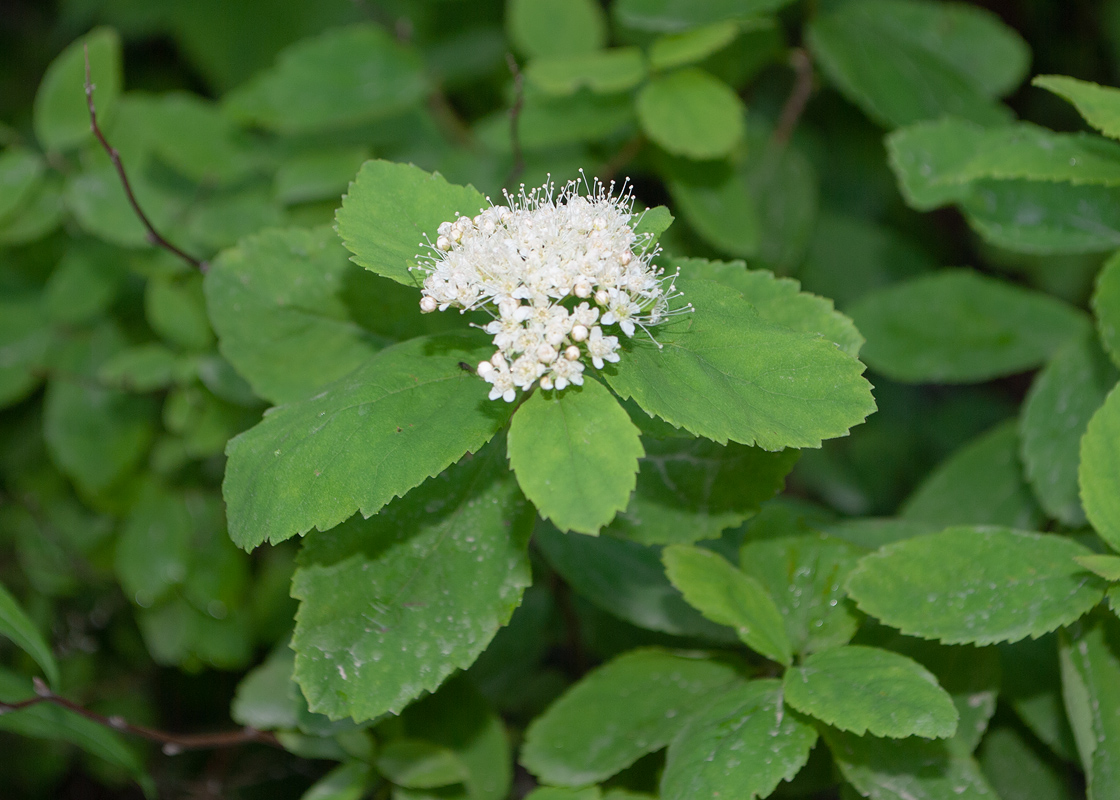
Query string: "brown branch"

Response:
xmin=0 ymin=678 xmax=281 ymax=755
xmin=773 ymin=48 xmax=815 ymax=146
xmin=83 ymin=44 xmax=207 ymax=272
xmin=504 ymin=52 xmax=526 ymax=189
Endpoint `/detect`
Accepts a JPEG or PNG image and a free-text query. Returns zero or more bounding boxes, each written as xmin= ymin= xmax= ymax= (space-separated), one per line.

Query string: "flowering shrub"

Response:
xmin=2 ymin=1 xmax=1120 ymax=799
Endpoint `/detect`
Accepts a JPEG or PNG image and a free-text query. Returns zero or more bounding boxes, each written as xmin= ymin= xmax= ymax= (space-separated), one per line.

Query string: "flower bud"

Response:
xmin=571 ymin=324 xmax=589 ymax=342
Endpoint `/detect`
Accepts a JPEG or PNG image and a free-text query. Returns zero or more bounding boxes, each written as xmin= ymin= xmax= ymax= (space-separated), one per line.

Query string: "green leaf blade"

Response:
xmin=0 ymin=582 xmax=60 ymax=689
xmin=1080 ymin=384 xmax=1120 ymax=553
xmin=1034 ymin=75 xmax=1120 ymax=140
xmin=636 ymin=69 xmax=745 ymax=159
xmin=34 ymin=27 xmax=122 ymax=152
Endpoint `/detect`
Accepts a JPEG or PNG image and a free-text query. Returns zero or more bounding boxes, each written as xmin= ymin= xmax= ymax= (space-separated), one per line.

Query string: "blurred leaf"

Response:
xmin=0 ymin=581 xmax=60 ymax=688
xmin=663 ymin=544 xmax=792 ymax=664
xmin=224 ymin=25 xmax=427 ymax=134
xmin=979 ymin=727 xmax=1075 ymax=800
xmin=34 ymin=27 xmax=121 ymax=152
xmin=115 ymin=481 xmax=192 ymax=607
xmin=636 ymin=69 xmax=745 ymax=159
xmin=1076 ymin=554 xmax=1120 ymax=582
xmin=507 ymin=0 xmax=606 ymax=58
xmin=667 ymin=164 xmax=760 ymax=257
xmin=846 ymin=526 xmax=1105 ymax=646
xmin=520 ymin=648 xmax=742 ymax=785
xmin=850 ymin=270 xmax=1088 ymax=384
xmin=615 ymin=0 xmax=794 ymax=33
xmin=145 ymin=92 xmax=259 ymax=184
xmin=784 ymin=645 xmax=957 ymax=739
xmin=44 ymin=242 xmax=124 ymax=326
xmin=146 ymin=272 xmax=214 ymax=352
xmin=377 ymin=740 xmax=469 ymax=789
xmin=648 ymin=21 xmax=740 ymax=71
xmin=886 ymin=117 xmax=988 ymax=211
xmin=274 ymin=147 xmax=369 ymax=205
xmin=1094 ymin=250 xmax=1120 ymax=368
xmin=526 ymin=49 xmax=646 ymax=95
xmin=300 ymin=761 xmax=372 ymax=800
xmin=1021 ymin=333 xmax=1117 ymax=525
xmin=661 ymin=678 xmax=817 ymax=800
xmin=0 ymin=293 xmax=52 ymax=410
xmin=1034 ymin=75 xmax=1120 ymax=140
xmin=0 ymin=148 xmax=45 ymax=223
xmin=1000 ymin=635 xmax=1079 ymax=763
xmin=1059 ymin=612 xmax=1120 ymax=799
xmin=98 ymin=344 xmax=182 ymax=392
xmin=1080 ymin=384 xmax=1120 ymax=553
xmin=0 ymin=175 xmax=64 ymax=246
xmin=292 ymin=439 xmax=532 ymax=721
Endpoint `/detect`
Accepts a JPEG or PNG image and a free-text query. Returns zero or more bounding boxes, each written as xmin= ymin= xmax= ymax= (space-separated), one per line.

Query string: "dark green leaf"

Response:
xmin=223 ymin=333 xmax=509 ymax=549
xmin=98 ymin=344 xmax=183 ymax=392
xmin=377 ymin=740 xmax=470 ymax=788
xmin=661 ymin=679 xmax=818 ymax=800
xmin=1034 ymin=75 xmax=1120 ymax=140
xmin=1059 ymin=612 xmax=1120 ymax=799
xmin=667 ymin=166 xmax=760 ymax=258
xmin=1094 ymin=251 xmax=1120 ymax=368
xmin=224 ymin=24 xmax=427 ymax=133
xmin=846 ymin=526 xmax=1106 ymax=645
xmin=520 ymin=648 xmax=742 ymax=785
xmin=0 ymin=293 xmax=52 ymax=410
xmin=784 ymin=645 xmax=958 ymax=739
xmin=292 ymin=440 xmax=533 ymax=721
xmin=146 ymin=272 xmax=214 ymax=352
xmin=115 ymin=482 xmax=193 ymax=607
xmin=604 ymin=279 xmax=876 ymax=450
xmin=336 ymin=160 xmax=488 ymax=287
xmin=301 ymin=761 xmax=372 ymax=800
xmin=34 ymin=27 xmax=121 ymax=151
xmin=614 ymin=0 xmax=794 ymax=33
xmin=999 ymin=635 xmax=1079 ymax=762
xmin=507 ymin=0 xmax=606 ymax=58
xmin=0 ymin=147 xmax=44 ymax=223
xmin=1080 ymin=384 xmax=1120 ymax=553
xmin=274 ymin=147 xmax=369 ymax=205
xmin=636 ymin=69 xmax=745 ymax=160
xmin=850 ymin=270 xmax=1089 ymax=384
xmin=0 ymin=174 xmax=63 ymax=245
xmin=0 ymin=581 xmax=59 ymax=688
xmin=508 ymin=380 xmax=642 ymax=534
xmin=1021 ymin=333 xmax=1117 ymax=525
xmin=663 ymin=544 xmax=792 ymax=664
xmin=979 ymin=727 xmax=1075 ymax=800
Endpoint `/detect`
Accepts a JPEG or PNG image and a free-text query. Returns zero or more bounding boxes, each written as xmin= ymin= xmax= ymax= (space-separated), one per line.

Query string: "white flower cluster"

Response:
xmin=415 ymin=176 xmax=683 ymax=402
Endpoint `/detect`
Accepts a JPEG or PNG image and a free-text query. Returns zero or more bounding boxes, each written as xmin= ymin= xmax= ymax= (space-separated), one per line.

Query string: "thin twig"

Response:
xmin=0 ymin=678 xmax=281 ymax=754
xmin=504 ymin=52 xmax=526 ymax=189
xmin=773 ymin=48 xmax=815 ymax=146
xmin=83 ymin=44 xmax=207 ymax=272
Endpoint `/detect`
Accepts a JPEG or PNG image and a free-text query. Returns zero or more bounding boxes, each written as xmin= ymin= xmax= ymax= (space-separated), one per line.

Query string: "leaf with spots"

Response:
xmin=845 ymin=527 xmax=1106 ymax=646
xmin=520 ymin=648 xmax=742 ymax=786
xmin=222 ymin=333 xmax=511 ymax=550
xmin=291 ymin=437 xmax=533 ymax=722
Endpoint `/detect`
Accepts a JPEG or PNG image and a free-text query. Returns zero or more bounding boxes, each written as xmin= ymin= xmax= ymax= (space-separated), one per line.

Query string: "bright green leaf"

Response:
xmin=661 ymin=679 xmax=818 ymax=800
xmin=636 ymin=69 xmax=745 ymax=160
xmin=222 ymin=333 xmax=509 ymax=549
xmin=1021 ymin=334 xmax=1118 ymax=525
xmin=886 ymin=118 xmax=987 ymax=210
xmin=1080 ymin=384 xmax=1120 ymax=553
xmin=336 ymin=160 xmax=487 ymax=287
xmin=850 ymin=270 xmax=1089 ymax=383
xmin=224 ymin=25 xmax=427 ymax=133
xmin=520 ymin=648 xmax=742 ymax=785
xmin=1076 ymin=555 xmax=1120 ymax=582
xmin=603 ymin=278 xmax=876 ymax=450
xmin=34 ymin=27 xmax=121 ymax=151
xmin=292 ymin=440 xmax=532 ymax=721
xmin=1094 ymin=250 xmax=1120 ymax=368
xmin=508 ymin=380 xmax=642 ymax=534
xmin=1034 ymin=75 xmax=1120 ymax=140
xmin=377 ymin=739 xmax=470 ymax=788
xmin=846 ymin=526 xmax=1106 ymax=646
xmin=507 ymin=0 xmax=606 ymax=58
xmin=632 ymin=205 xmax=674 ymax=242
xmin=0 ymin=582 xmax=59 ymax=689
xmin=663 ymin=544 xmax=792 ymax=664
xmin=1059 ymin=612 xmax=1120 ymax=800
xmin=526 ymin=49 xmax=646 ymax=95
xmin=901 ymin=421 xmax=1043 ymax=530
xmin=649 ymin=21 xmax=741 ymax=71
xmin=784 ymin=645 xmax=958 ymax=739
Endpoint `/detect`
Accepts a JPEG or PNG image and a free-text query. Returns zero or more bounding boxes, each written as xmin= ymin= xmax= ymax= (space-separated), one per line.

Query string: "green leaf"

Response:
xmin=33 ymin=27 xmax=121 ymax=151
xmin=98 ymin=344 xmax=183 ymax=392
xmin=274 ymin=146 xmax=369 ymax=205
xmin=508 ymin=380 xmax=642 ymax=534
xmin=146 ymin=272 xmax=214 ymax=352
xmin=300 ymin=762 xmax=372 ymax=800
xmin=807 ymin=0 xmax=1021 ymax=128
xmin=0 ymin=293 xmax=52 ymax=410
xmin=507 ymin=0 xmax=606 ymax=58
xmin=850 ymin=270 xmax=1089 ymax=384
xmin=663 ymin=544 xmax=792 ymax=664
xmin=206 ymin=226 xmax=390 ymax=405
xmin=291 ymin=439 xmax=532 ymax=722
xmin=979 ymin=727 xmax=1075 ymax=800
xmin=115 ymin=482 xmax=193 ymax=607
xmin=526 ymin=48 xmax=646 ymax=95
xmin=636 ymin=69 xmax=745 ymax=160
xmin=377 ymin=740 xmax=470 ymax=788
xmin=633 ymin=205 xmax=674 ymax=242
xmin=45 ymin=242 xmax=124 ymax=326
xmin=1076 ymin=555 xmax=1120 ymax=582
xmin=223 ymin=333 xmax=509 ymax=549
xmin=1081 ymin=384 xmax=1120 ymax=553
xmin=0 ymin=172 xmax=63 ymax=246
xmin=603 ymin=279 xmax=876 ymax=450
xmin=614 ymin=0 xmax=794 ymax=33
xmin=145 ymin=92 xmax=258 ymax=185
xmin=520 ymin=648 xmax=742 ymax=785
xmin=661 ymin=679 xmax=818 ymax=800
xmin=534 ymin=524 xmax=739 ymax=642
xmin=0 ymin=147 xmax=44 ymax=223
xmin=231 ymin=646 xmax=301 ymax=731
xmin=607 ymin=437 xmax=798 ymax=546
xmin=1094 ymin=250 xmax=1120 ymax=369
xmin=525 ymin=790 xmax=599 ymax=800
xmin=845 ymin=526 xmax=1106 ymax=646
xmin=901 ymin=421 xmax=1043 ymax=530
xmin=0 ymin=581 xmax=59 ymax=689
xmin=648 ymin=21 xmax=741 ymax=71
xmin=1034 ymin=75 xmax=1120 ymax=140
xmin=676 ymin=258 xmax=864 ymax=357
xmin=224 ymin=24 xmax=427 ymax=133
xmin=336 ymin=160 xmax=488 ymax=288
xmin=1021 ymin=334 xmax=1118 ymax=525
xmin=784 ymin=645 xmax=958 ymax=739
xmin=475 ymin=90 xmax=635 ymax=152
xmin=740 ymin=531 xmax=863 ymax=657
xmin=999 ymin=634 xmax=1079 ymax=762
xmin=667 ymin=165 xmax=760 ymax=257
xmin=824 ymin=729 xmax=997 ymax=800
xmin=886 ymin=118 xmax=988 ymax=211
xmin=1059 ymin=612 xmax=1120 ymax=800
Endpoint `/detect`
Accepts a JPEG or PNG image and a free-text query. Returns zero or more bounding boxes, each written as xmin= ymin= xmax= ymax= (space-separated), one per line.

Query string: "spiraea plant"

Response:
xmin=3 ymin=1 xmax=1120 ymax=799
